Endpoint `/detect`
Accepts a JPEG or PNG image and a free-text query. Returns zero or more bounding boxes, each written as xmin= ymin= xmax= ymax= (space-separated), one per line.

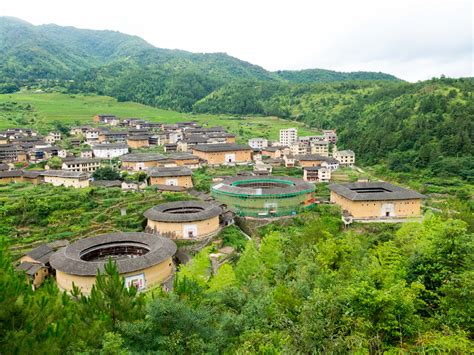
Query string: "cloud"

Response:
xmin=1 ymin=0 xmax=472 ymax=81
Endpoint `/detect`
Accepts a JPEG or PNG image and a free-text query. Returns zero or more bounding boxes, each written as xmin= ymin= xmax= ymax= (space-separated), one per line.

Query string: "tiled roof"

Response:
xmin=191 ymin=143 xmax=251 ymax=152
xmin=328 ymin=182 xmax=426 ymax=201
xmin=144 ymin=201 xmax=222 ymax=222
xmin=49 ymin=232 xmax=177 ymax=276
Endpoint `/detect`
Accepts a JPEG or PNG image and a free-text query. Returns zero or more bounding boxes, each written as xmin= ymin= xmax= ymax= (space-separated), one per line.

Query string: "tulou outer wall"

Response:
xmin=55 ymin=257 xmax=174 ymax=295
xmin=43 ymin=176 xmax=90 ymax=188
xmin=149 ymin=176 xmax=193 ymax=188
xmin=330 ymin=191 xmax=422 ymax=219
xmin=192 ymin=150 xmax=251 ymax=165
xmin=146 ymin=216 xmax=220 ymax=239
xmin=122 ymin=160 xmax=160 ymax=171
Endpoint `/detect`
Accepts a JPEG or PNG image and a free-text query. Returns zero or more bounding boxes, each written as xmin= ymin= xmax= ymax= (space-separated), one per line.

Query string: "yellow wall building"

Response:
xmin=144 ymin=201 xmax=222 ymax=240
xmin=127 ymin=136 xmax=150 ymax=149
xmin=148 ymin=166 xmax=193 ymax=188
xmin=49 ymin=232 xmax=177 ymax=294
xmin=121 ymin=153 xmax=166 ymax=171
xmin=42 ymin=170 xmax=90 ymax=188
xmin=328 ymin=182 xmax=425 ymax=220
xmin=191 ymin=144 xmax=252 ymax=165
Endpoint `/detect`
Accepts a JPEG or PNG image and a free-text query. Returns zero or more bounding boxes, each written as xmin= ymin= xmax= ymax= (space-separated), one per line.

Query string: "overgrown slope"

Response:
xmin=194 ymin=78 xmax=474 ymax=179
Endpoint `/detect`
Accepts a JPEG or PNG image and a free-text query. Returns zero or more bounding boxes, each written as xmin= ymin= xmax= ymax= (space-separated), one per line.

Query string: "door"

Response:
xmin=183 ymin=225 xmax=198 ymax=239
xmin=381 ymin=203 xmax=395 ymax=218
xmin=225 ymin=153 xmax=236 ymax=163
xmin=166 ymin=178 xmax=178 ymax=186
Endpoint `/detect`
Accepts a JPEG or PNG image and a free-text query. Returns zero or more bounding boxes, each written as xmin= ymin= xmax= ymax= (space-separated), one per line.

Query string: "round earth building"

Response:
xmin=211 ymin=176 xmax=315 ymax=217
xmin=144 ymin=201 xmax=222 ymax=240
xmin=49 ymin=232 xmax=176 ymax=294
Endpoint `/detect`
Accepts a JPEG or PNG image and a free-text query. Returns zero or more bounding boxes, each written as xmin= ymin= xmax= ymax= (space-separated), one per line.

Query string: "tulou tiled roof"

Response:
xmin=49 ymin=232 xmax=177 ymax=276
xmin=148 ymin=166 xmax=193 ymax=177
xmin=120 ymin=153 xmax=166 ymax=162
xmin=42 ymin=170 xmax=90 ymax=179
xmin=144 ymin=201 xmax=222 ymax=222
xmin=26 ymin=244 xmax=54 ymax=264
xmin=328 ymin=182 xmax=426 ymax=201
xmin=191 ymin=143 xmax=252 ymax=152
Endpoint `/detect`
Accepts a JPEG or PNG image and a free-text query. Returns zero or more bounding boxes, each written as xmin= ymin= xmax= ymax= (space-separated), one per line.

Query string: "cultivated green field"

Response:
xmin=0 ymin=92 xmax=318 ymax=141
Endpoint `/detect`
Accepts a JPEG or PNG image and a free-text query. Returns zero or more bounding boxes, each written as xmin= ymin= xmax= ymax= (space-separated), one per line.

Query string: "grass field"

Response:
xmin=0 ymin=92 xmax=318 ymax=141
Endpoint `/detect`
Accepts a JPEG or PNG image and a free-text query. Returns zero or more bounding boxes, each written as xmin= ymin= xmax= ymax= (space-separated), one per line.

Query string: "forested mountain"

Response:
xmin=0 ymin=16 xmax=399 ymax=110
xmin=276 ymin=68 xmax=398 ymax=83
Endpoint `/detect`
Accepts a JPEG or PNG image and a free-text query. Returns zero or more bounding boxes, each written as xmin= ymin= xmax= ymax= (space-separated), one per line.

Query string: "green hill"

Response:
xmin=0 ymin=16 xmax=399 ymax=110
xmin=275 ymin=68 xmax=399 ymax=83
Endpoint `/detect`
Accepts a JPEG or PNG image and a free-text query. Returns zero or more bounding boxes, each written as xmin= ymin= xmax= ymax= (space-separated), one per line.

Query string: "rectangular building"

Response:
xmin=120 ymin=153 xmax=166 ymax=171
xmin=92 ymin=143 xmax=129 ymax=159
xmin=248 ymin=138 xmax=268 ymax=149
xmin=303 ymin=166 xmax=331 ymax=183
xmin=191 ymin=144 xmax=252 ymax=165
xmin=42 ymin=170 xmax=90 ymax=188
xmin=328 ymin=182 xmax=425 ymax=220
xmin=279 ymin=128 xmax=298 ymax=146
xmin=62 ymin=158 xmax=102 ymax=172
xmin=148 ymin=166 xmax=193 ymax=188
xmin=333 ymin=149 xmax=355 ymax=167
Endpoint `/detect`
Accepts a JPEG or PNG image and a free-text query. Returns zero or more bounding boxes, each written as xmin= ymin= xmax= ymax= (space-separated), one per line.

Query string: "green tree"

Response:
xmin=93 ymin=166 xmax=121 ymax=181
xmin=80 ymin=258 xmax=145 ymax=330
xmin=208 ymin=264 xmax=237 ymax=292
xmin=235 ymin=240 xmax=263 ymax=284
xmin=47 ymin=156 xmax=63 ymax=169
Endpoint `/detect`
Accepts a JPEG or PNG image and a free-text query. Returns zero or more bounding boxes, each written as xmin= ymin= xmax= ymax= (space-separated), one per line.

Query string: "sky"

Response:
xmin=1 ymin=0 xmax=472 ymax=82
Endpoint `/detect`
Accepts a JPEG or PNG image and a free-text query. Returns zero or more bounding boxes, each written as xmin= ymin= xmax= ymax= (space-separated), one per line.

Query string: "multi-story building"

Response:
xmin=127 ymin=135 xmax=150 ymax=149
xmin=148 ymin=167 xmax=193 ymax=188
xmin=45 ymin=132 xmax=61 ymax=144
xmin=279 ymin=128 xmax=298 ymax=146
xmin=99 ymin=131 xmax=128 ymax=143
xmin=70 ymin=127 xmax=90 ymax=136
xmin=323 ymin=130 xmax=337 ymax=144
xmin=85 ymin=129 xmax=100 ymax=142
xmin=0 ymin=144 xmax=23 ymax=163
xmin=303 ymin=166 xmax=331 ymax=183
xmin=333 ymin=149 xmax=355 ymax=167
xmin=248 ymin=138 xmax=269 ymax=149
xmin=92 ymin=143 xmax=129 ymax=159
xmin=80 ymin=149 xmax=93 ymax=158
xmin=310 ymin=141 xmax=329 ymax=156
xmin=93 ymin=114 xmax=117 ymax=124
xmin=120 ymin=153 xmax=166 ymax=171
xmin=62 ymin=158 xmax=102 ymax=172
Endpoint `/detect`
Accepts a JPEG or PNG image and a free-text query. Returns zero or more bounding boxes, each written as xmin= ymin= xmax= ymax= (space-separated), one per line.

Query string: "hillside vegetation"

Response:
xmin=1 ymin=206 xmax=472 ymax=353
xmin=194 ymin=78 xmax=474 ymax=180
xmin=0 ymin=17 xmax=399 ymax=111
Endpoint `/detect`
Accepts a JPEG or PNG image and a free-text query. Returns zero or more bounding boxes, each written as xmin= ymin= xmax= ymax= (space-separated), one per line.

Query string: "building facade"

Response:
xmin=328 ymin=182 xmax=425 ymax=220
xmin=62 ymin=158 xmax=102 ymax=172
xmin=144 ymin=201 xmax=222 ymax=240
xmin=92 ymin=144 xmax=129 ymax=159
xmin=148 ymin=167 xmax=193 ymax=188
xmin=42 ymin=170 xmax=90 ymax=188
xmin=191 ymin=144 xmax=252 ymax=165
xmin=279 ymin=128 xmax=298 ymax=146
xmin=333 ymin=150 xmax=355 ymax=167
xmin=248 ymin=138 xmax=268 ymax=149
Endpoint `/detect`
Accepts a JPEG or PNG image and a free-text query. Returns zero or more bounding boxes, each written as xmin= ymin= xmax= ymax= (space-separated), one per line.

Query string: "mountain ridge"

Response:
xmin=0 ymin=16 xmax=399 ymax=83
